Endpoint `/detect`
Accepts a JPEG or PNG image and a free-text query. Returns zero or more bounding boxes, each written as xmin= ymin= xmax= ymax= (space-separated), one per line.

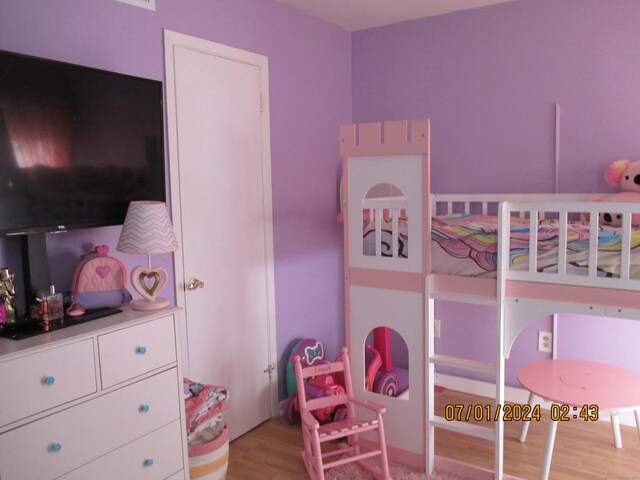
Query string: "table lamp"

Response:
xmin=117 ymin=201 xmax=179 ymax=310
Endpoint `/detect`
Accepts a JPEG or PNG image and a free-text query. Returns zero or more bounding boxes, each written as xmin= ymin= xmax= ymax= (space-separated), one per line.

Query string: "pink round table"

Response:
xmin=518 ymin=359 xmax=640 ymax=480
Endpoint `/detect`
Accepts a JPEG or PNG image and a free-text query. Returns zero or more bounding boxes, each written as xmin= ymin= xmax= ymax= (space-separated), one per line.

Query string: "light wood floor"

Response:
xmin=227 ymin=389 xmax=640 ymax=480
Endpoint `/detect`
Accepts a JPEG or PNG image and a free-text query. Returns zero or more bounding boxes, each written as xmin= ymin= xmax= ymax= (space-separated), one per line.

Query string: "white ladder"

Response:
xmin=426 ymin=276 xmax=506 ymax=480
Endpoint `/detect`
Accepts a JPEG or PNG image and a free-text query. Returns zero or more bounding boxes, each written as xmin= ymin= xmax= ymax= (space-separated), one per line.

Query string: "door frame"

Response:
xmin=163 ymin=29 xmax=278 ymax=417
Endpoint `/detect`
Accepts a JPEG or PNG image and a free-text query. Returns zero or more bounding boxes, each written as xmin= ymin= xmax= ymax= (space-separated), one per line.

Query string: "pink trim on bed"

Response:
xmin=339 ymin=119 xmax=430 ymax=157
xmin=506 ymin=281 xmax=640 ymax=309
xmin=349 ymin=267 xmax=423 ymax=292
xmin=422 ymin=150 xmax=431 ymax=276
xmin=432 ymin=274 xmax=498 ymax=298
xmin=432 ymin=273 xmax=640 ymax=310
xmin=342 ymin=156 xmax=352 ymax=351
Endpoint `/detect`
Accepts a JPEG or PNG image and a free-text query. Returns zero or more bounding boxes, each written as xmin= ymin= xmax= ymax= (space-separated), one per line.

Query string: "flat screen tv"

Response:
xmin=0 ymin=49 xmax=166 ymax=236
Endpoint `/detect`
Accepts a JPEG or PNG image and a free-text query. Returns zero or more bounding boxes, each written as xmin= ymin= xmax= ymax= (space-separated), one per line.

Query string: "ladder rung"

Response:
xmin=432 ymin=415 xmax=494 ymax=440
xmin=430 ymin=354 xmax=495 ymax=374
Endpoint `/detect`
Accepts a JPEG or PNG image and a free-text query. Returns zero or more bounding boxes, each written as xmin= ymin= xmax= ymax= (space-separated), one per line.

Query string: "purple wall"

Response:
xmin=0 ymin=0 xmax=351 ymax=399
xmin=4 ymin=0 xmax=637 ymax=398
xmin=353 ymin=0 xmax=640 ymax=385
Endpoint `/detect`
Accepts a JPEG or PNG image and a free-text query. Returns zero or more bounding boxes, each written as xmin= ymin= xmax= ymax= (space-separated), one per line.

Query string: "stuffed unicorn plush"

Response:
xmin=596 ymin=159 xmax=640 ymax=226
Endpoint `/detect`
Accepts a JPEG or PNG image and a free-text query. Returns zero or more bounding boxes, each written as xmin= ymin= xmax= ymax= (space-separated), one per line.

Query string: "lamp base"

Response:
xmin=130 ymin=265 xmax=170 ymax=311
xmin=131 ymin=297 xmax=171 ymax=311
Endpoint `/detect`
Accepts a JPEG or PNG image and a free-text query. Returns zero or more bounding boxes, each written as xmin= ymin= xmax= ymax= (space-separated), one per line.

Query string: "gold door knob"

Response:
xmin=186 ymin=278 xmax=205 ymax=291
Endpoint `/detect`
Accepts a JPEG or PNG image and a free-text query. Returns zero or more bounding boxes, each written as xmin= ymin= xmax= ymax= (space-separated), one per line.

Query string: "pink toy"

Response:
xmin=283 ymin=338 xmax=348 ymax=424
xmin=366 ymin=327 xmax=409 ymax=397
xmin=596 ymin=159 xmax=640 ymax=226
xmin=364 ymin=344 xmax=382 ymax=392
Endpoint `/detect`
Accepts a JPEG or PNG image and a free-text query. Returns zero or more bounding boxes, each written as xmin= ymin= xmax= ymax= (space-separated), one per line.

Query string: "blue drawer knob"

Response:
xmin=43 ymin=376 xmax=55 ymax=386
xmin=143 ymin=458 xmax=154 ymax=467
xmin=50 ymin=443 xmax=62 ymax=453
xmin=139 ymin=404 xmax=150 ymax=413
xmin=136 ymin=346 xmax=147 ymax=355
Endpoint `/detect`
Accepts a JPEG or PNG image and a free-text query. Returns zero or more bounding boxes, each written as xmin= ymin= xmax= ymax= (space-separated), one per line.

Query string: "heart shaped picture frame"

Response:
xmin=130 ymin=266 xmax=169 ymax=310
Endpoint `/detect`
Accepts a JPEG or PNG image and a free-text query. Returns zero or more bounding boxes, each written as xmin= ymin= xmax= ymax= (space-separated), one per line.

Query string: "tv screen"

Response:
xmin=0 ymin=50 xmax=165 ymax=235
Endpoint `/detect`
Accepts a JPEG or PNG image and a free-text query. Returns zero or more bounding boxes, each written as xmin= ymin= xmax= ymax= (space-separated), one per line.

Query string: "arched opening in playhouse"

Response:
xmin=363 ymin=326 xmax=409 ymax=401
xmin=362 ymin=183 xmax=408 ymax=258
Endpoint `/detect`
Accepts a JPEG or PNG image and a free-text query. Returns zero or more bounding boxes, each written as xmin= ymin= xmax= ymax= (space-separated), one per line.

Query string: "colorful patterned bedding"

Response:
xmin=365 ymin=213 xmax=640 ymax=278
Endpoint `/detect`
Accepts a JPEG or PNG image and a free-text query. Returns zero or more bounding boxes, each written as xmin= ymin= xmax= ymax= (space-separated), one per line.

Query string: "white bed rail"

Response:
xmin=362 ymin=193 xmax=597 ymax=260
xmin=499 ymin=200 xmax=640 ymax=290
xmin=363 ymin=194 xmax=640 ymax=291
xmin=431 ymin=193 xmax=596 ymax=218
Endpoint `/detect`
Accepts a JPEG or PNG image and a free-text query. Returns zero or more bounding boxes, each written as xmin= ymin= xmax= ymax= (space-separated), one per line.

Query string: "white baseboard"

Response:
xmin=436 ymin=373 xmax=639 ymax=428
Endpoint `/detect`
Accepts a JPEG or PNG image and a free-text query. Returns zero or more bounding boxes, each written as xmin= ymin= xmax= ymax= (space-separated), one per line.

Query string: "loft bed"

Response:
xmin=340 ymin=119 xmax=640 ymax=479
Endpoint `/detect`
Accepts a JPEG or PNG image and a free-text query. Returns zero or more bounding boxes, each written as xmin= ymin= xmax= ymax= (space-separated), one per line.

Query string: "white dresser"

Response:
xmin=0 ymin=307 xmax=188 ymax=480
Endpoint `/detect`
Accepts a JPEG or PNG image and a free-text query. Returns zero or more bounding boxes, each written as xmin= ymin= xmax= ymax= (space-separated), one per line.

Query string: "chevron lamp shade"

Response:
xmin=117 ymin=201 xmax=178 ymax=254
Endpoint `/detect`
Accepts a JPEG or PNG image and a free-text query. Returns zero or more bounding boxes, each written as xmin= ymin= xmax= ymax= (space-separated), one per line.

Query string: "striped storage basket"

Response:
xmin=188 ymin=426 xmax=229 ymax=479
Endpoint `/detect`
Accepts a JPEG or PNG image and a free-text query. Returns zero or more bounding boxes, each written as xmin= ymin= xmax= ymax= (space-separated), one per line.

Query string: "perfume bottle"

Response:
xmin=39 ymin=286 xmax=64 ymax=323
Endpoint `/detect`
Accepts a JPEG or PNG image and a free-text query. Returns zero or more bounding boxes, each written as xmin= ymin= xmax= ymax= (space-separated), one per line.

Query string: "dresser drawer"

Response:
xmin=98 ymin=315 xmax=177 ymax=388
xmin=0 ymin=368 xmax=181 ymax=480
xmin=58 ymin=420 xmax=185 ymax=480
xmin=165 ymin=471 xmax=187 ymax=480
xmin=0 ymin=339 xmax=96 ymax=426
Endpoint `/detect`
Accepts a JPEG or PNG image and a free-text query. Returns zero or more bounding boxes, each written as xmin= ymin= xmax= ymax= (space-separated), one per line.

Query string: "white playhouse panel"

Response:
xmin=349 ymin=285 xmax=425 ymax=457
xmin=347 ymin=155 xmax=423 ymax=273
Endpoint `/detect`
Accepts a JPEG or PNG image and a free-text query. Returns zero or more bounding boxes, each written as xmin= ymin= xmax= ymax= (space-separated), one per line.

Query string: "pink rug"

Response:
xmin=324 ymin=461 xmax=468 ymax=480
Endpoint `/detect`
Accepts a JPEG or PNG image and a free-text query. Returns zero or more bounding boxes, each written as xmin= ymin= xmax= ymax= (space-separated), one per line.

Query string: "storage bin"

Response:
xmin=188 ymin=426 xmax=229 ymax=480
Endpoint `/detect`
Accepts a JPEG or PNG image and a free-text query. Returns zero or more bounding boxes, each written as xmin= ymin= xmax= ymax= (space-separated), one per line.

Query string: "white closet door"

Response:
xmin=164 ymin=30 xmax=277 ymax=440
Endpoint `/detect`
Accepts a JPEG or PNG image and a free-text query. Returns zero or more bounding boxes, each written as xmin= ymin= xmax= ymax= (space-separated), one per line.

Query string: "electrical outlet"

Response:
xmin=434 ymin=319 xmax=441 ymax=338
xmin=538 ymin=331 xmax=552 ymax=353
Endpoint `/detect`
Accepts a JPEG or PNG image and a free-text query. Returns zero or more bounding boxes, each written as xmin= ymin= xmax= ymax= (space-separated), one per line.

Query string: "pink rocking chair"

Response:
xmin=293 ymin=347 xmax=392 ymax=480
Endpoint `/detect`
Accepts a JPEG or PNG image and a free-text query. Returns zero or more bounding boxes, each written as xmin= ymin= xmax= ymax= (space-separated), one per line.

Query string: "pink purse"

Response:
xmin=70 ymin=245 xmax=132 ymax=310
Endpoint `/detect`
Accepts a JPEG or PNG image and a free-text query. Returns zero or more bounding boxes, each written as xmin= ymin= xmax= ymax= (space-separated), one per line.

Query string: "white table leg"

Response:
xmin=611 ymin=412 xmax=622 ymax=448
xmin=540 ymin=420 xmax=558 ymax=480
xmin=519 ymin=392 xmax=536 ymax=443
xmin=634 ymin=409 xmax=640 ymax=440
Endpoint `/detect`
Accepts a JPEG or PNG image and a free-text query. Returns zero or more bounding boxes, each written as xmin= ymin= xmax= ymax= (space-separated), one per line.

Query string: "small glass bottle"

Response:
xmin=46 ymin=285 xmax=64 ymax=321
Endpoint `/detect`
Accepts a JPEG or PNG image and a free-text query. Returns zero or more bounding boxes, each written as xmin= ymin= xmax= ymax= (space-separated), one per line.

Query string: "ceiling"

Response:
xmin=277 ymin=0 xmax=515 ymax=32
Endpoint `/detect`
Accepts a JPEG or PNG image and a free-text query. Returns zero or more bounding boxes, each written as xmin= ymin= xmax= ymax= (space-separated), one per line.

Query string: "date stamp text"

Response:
xmin=444 ymin=403 xmax=599 ymax=422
